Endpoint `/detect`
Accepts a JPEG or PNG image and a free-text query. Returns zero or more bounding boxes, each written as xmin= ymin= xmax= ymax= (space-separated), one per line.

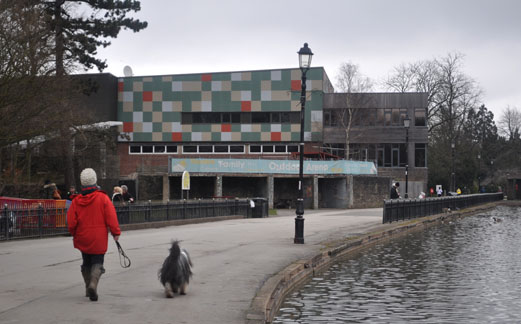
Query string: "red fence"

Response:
xmin=1 ymin=197 xmax=68 ymax=240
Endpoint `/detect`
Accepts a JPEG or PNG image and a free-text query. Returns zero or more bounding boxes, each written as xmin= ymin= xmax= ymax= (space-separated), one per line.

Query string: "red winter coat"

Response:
xmin=67 ymin=190 xmax=121 ymax=254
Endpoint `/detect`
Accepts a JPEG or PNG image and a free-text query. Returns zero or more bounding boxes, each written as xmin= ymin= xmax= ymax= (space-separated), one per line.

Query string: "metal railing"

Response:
xmin=383 ymin=193 xmax=504 ymax=224
xmin=1 ymin=199 xmax=253 ymax=241
xmin=113 ymin=199 xmax=252 ymax=224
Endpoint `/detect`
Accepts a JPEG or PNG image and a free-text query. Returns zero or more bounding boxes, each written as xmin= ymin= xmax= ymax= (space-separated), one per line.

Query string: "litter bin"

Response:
xmin=251 ymin=198 xmax=268 ymax=218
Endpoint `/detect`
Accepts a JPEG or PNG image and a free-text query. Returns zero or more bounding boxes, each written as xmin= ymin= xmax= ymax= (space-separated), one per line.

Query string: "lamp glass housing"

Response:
xmin=298 ymin=43 xmax=313 ymax=69
xmin=403 ymin=116 xmax=411 ymax=128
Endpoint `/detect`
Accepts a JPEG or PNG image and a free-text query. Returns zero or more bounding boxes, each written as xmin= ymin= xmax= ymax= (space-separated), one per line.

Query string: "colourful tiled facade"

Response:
xmin=117 ymin=67 xmax=332 ymax=143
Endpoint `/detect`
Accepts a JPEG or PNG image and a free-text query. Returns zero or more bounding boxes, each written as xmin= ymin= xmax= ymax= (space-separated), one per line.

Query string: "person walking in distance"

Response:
xmin=67 ymin=168 xmax=121 ymax=301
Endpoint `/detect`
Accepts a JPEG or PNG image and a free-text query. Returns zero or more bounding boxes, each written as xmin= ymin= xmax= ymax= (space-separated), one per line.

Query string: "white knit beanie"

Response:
xmin=80 ymin=168 xmax=97 ymax=186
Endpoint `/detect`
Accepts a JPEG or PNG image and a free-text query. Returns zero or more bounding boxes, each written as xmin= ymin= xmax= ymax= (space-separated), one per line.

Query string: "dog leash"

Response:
xmin=115 ymin=241 xmax=131 ymax=268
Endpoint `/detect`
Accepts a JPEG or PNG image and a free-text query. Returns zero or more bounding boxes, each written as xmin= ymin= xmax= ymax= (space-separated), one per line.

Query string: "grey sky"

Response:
xmin=95 ymin=0 xmax=521 ymax=119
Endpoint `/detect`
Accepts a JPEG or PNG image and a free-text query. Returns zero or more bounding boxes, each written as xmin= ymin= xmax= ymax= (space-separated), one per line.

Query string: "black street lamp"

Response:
xmin=294 ymin=43 xmax=313 ymax=244
xmin=477 ymin=153 xmax=481 ymax=192
xmin=451 ymin=141 xmax=455 ymax=192
xmin=403 ymin=115 xmax=411 ymax=198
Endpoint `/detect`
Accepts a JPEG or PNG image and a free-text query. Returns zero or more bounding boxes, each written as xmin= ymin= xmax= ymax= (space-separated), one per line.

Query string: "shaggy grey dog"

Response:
xmin=158 ymin=241 xmax=193 ymax=298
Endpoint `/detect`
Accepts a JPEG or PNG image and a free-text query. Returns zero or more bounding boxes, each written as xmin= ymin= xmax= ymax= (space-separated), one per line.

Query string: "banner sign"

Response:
xmin=169 ymin=158 xmax=377 ymax=175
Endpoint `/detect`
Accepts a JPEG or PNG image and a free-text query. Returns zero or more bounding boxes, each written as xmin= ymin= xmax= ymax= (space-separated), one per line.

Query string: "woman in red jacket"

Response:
xmin=67 ymin=168 xmax=121 ymax=301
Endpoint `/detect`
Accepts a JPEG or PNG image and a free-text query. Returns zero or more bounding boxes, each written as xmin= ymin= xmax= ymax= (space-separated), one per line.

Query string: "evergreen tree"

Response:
xmin=39 ymin=0 xmax=148 ymax=75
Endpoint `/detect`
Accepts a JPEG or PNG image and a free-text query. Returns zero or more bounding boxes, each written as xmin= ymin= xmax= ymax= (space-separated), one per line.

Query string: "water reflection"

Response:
xmin=274 ymin=206 xmax=521 ymax=323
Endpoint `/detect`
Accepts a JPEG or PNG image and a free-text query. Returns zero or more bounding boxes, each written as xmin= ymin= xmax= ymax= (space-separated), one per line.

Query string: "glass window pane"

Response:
xmin=142 ymin=145 xmax=153 ymax=153
xmin=130 ymin=146 xmax=141 ymax=153
xmin=384 ymin=144 xmax=391 ymax=167
xmin=250 ymin=145 xmax=261 ymax=153
xmin=199 ymin=145 xmax=212 ymax=153
xmin=154 ymin=145 xmax=165 ymax=153
xmin=415 ymin=143 xmax=426 ymax=167
xmin=275 ymin=145 xmax=286 ymax=153
xmin=262 ymin=145 xmax=274 ymax=153
xmin=384 ymin=110 xmax=392 ymax=126
xmin=252 ymin=112 xmax=270 ymax=123
xmin=415 ymin=108 xmax=426 ymax=126
xmin=231 ymin=113 xmax=241 ymax=123
xmin=222 ymin=113 xmax=231 ymax=123
xmin=376 ymin=109 xmax=384 ymax=126
xmin=183 ymin=145 xmax=197 ymax=153
xmin=214 ymin=145 xmax=228 ymax=153
xmin=166 ymin=145 xmax=177 ymax=153
xmin=230 ymin=145 xmax=244 ymax=153
xmin=281 ymin=112 xmax=290 ymax=123
xmin=290 ymin=112 xmax=300 ymax=123
xmin=392 ymin=109 xmax=400 ymax=126
xmin=271 ymin=112 xmax=281 ymax=123
xmin=287 ymin=145 xmax=298 ymax=153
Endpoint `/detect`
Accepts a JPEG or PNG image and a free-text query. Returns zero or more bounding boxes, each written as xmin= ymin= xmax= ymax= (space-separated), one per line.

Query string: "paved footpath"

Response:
xmin=0 ymin=208 xmax=389 ymax=324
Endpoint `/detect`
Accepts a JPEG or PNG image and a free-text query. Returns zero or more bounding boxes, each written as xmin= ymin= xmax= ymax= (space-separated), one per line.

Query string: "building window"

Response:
xmin=129 ymin=145 xmax=141 ymax=154
xmin=230 ymin=145 xmax=245 ymax=153
xmin=183 ymin=145 xmax=197 ymax=153
xmin=129 ymin=144 xmax=178 ymax=154
xmin=182 ymin=112 xmax=299 ymax=124
xmin=249 ymin=144 xmax=297 ymax=154
xmin=199 ymin=145 xmax=212 ymax=153
xmin=415 ymin=143 xmax=426 ymax=167
xmin=415 ymin=108 xmax=426 ymax=126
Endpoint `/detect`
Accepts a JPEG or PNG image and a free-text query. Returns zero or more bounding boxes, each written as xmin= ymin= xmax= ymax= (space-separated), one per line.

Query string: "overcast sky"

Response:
xmin=94 ymin=0 xmax=521 ymax=120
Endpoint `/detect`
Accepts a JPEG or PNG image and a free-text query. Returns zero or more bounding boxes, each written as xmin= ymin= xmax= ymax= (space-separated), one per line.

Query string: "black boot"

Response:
xmin=80 ymin=265 xmax=90 ymax=297
xmin=87 ymin=264 xmax=105 ymax=301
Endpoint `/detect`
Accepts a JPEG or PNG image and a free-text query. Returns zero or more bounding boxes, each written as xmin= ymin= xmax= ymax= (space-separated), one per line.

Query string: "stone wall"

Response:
xmin=352 ymin=175 xmax=391 ymax=208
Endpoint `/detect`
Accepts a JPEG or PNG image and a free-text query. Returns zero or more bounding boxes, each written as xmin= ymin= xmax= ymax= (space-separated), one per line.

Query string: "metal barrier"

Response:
xmin=383 ymin=193 xmax=504 ymax=224
xmin=113 ymin=199 xmax=253 ymax=225
xmin=1 ymin=198 xmax=253 ymax=241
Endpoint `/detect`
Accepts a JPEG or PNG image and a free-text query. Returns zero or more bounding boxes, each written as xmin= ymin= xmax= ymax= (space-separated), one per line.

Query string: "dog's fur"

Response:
xmin=158 ymin=241 xmax=193 ymax=298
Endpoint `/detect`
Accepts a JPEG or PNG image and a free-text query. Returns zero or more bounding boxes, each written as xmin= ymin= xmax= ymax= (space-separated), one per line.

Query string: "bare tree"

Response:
xmin=498 ymin=106 xmax=521 ymax=141
xmin=384 ymin=53 xmax=480 ymax=136
xmin=334 ymin=62 xmax=374 ymax=158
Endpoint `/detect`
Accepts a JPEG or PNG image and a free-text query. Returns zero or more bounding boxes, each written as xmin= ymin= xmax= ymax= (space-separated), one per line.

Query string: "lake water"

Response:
xmin=274 ymin=205 xmax=521 ymax=323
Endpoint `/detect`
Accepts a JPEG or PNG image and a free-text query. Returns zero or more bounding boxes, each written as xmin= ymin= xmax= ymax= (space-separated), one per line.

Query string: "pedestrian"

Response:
xmin=121 ymin=185 xmax=134 ymax=203
xmin=67 ymin=168 xmax=121 ymax=302
xmin=52 ymin=184 xmax=62 ymax=199
xmin=112 ymin=186 xmax=124 ymax=204
xmin=67 ymin=186 xmax=78 ymax=201
xmin=437 ymin=187 xmax=443 ymax=197
xmin=390 ymin=182 xmax=400 ymax=199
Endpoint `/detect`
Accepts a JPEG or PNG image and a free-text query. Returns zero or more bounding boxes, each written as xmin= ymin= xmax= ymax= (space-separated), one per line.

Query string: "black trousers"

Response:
xmin=81 ymin=253 xmax=105 ymax=268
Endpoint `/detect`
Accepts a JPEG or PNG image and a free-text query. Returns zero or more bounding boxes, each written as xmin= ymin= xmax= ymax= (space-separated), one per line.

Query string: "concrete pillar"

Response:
xmin=267 ymin=175 xmax=274 ymax=209
xmin=162 ymin=174 xmax=170 ymax=202
xmin=346 ymin=175 xmax=354 ymax=208
xmin=215 ymin=175 xmax=223 ymax=197
xmin=313 ymin=176 xmax=319 ymax=209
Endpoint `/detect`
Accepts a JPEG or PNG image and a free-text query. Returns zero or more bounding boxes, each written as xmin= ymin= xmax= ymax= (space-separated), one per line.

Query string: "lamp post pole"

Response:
xmin=477 ymin=153 xmax=481 ymax=192
xmin=451 ymin=141 xmax=455 ymax=192
xmin=294 ymin=43 xmax=313 ymax=244
xmin=404 ymin=115 xmax=410 ymax=199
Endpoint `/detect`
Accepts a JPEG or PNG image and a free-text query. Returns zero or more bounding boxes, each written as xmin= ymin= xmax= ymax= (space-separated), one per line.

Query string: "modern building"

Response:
xmin=74 ymin=67 xmax=428 ymax=208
